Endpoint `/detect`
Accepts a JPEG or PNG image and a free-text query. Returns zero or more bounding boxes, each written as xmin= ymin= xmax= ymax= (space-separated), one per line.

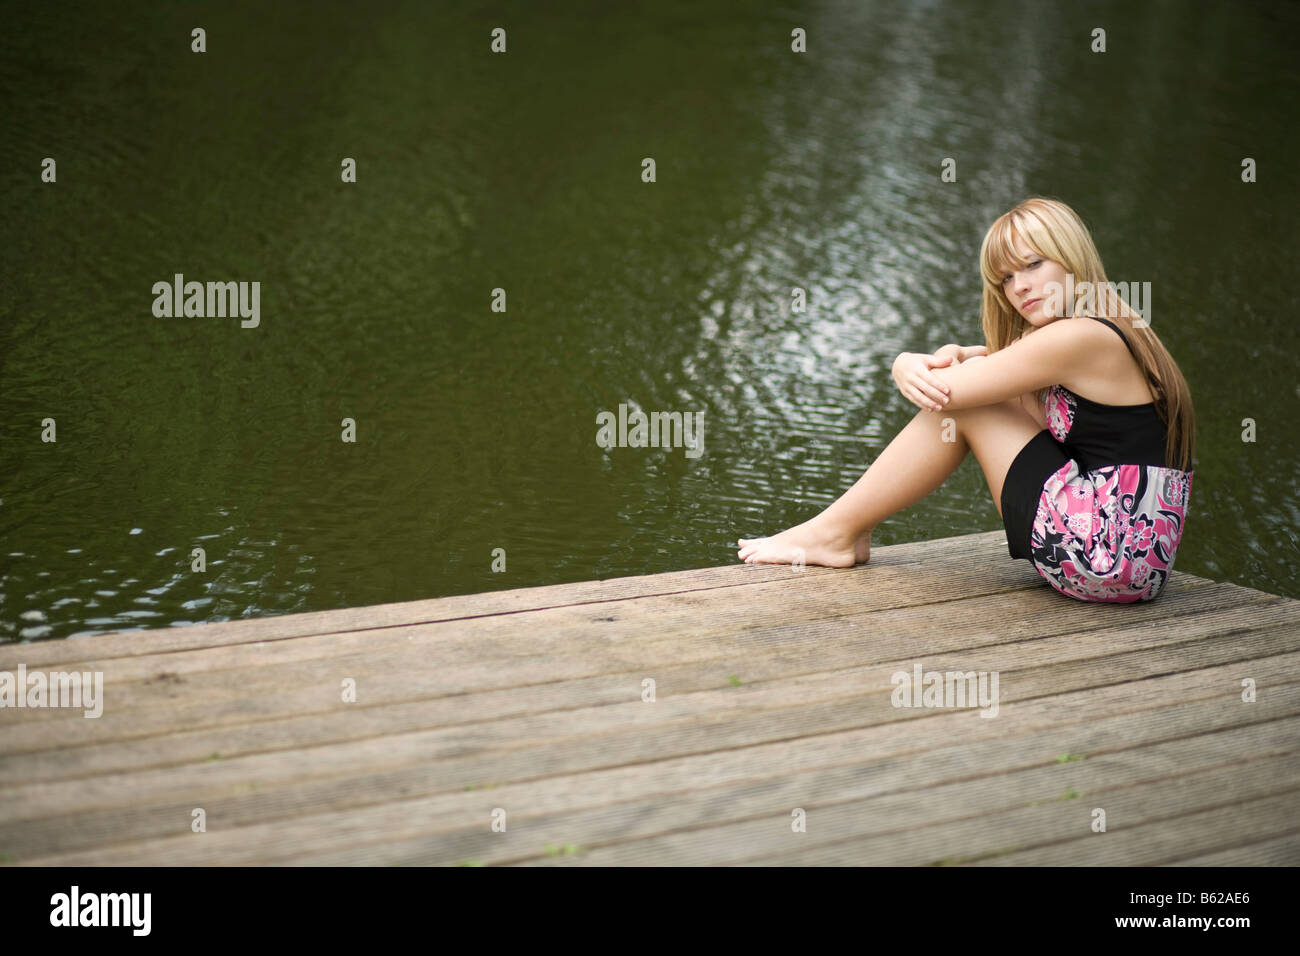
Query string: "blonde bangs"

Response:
xmin=981 ymin=216 xmax=1033 ymax=289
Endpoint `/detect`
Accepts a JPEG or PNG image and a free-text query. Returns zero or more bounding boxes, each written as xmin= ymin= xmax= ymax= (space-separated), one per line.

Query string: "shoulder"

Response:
xmin=1014 ymin=317 xmax=1100 ymax=352
xmin=1001 ymin=318 xmax=1103 ymax=385
xmin=1020 ymin=317 xmax=1119 ymax=356
xmin=1049 ymin=316 xmax=1111 ymax=339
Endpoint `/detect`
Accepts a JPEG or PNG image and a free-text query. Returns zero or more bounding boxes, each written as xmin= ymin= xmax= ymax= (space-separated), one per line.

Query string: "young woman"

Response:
xmin=736 ymin=197 xmax=1196 ymax=603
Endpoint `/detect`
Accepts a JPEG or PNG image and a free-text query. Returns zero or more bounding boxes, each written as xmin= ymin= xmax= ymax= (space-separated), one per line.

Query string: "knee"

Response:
xmin=948 ymin=395 xmax=1021 ymax=423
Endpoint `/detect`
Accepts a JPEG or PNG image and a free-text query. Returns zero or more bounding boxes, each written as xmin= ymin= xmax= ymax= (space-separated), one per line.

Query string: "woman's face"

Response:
xmin=1000 ymin=237 xmax=1069 ymax=327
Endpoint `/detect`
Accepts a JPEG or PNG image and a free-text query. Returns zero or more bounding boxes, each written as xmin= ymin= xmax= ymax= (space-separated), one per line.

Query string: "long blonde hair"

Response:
xmin=977 ymin=197 xmax=1195 ymax=472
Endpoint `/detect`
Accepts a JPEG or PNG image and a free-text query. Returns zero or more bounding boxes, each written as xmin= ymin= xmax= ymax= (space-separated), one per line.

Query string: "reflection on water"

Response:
xmin=3 ymin=0 xmax=1299 ymax=641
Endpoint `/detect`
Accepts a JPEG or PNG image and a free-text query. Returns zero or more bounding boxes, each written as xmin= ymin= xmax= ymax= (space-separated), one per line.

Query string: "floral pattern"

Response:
xmin=1028 ymin=385 xmax=1193 ymax=603
xmin=1045 ymin=384 xmax=1077 ymax=443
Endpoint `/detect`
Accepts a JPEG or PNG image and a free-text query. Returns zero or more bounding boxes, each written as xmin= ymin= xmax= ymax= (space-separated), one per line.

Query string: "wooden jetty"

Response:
xmin=2 ymin=530 xmax=1298 ymax=866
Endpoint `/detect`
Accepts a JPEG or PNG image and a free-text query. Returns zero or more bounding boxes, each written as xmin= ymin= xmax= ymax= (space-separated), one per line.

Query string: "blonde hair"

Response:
xmin=978 ymin=197 xmax=1195 ymax=472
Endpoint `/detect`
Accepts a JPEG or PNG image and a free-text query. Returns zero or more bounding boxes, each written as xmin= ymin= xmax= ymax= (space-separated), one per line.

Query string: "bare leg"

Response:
xmin=737 ymin=408 xmax=970 ymax=566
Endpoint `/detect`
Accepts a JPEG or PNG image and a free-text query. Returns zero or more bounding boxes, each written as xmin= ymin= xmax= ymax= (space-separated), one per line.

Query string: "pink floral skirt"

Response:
xmin=1028 ymin=461 xmax=1194 ymax=602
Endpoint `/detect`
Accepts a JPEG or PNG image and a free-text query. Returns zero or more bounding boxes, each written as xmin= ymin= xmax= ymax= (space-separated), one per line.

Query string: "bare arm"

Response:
xmin=934 ymin=343 xmax=989 ymax=364
xmin=927 ymin=322 xmax=1081 ymax=411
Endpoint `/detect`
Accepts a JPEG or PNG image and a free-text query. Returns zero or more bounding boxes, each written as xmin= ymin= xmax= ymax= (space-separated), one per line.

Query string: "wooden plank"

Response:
xmin=24 ymin=716 xmax=1295 ymax=867
xmin=1 ymin=531 xmax=1014 ymax=668
xmin=154 ymin=713 xmax=1300 ymax=866
xmin=2 ymin=531 xmax=1223 ymax=671
xmin=7 ymin=659 xmax=1298 ymax=863
xmin=593 ymin=761 xmax=1300 ymax=867
xmin=1163 ymin=832 xmax=1300 ymax=866
xmin=0 ymin=582 xmax=1269 ymax=778
xmin=0 ymin=568 xmax=1229 ymax=695
xmin=0 ymin=528 xmax=1282 ymax=866
xmin=3 ymin=613 xmax=1297 ymax=829
xmin=974 ymin=788 xmax=1300 ymax=866
xmin=0 ymin=578 xmax=1266 ymax=758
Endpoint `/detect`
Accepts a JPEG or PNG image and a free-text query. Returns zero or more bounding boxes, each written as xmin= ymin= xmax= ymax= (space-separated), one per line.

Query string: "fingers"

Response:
xmin=918 ymin=360 xmax=952 ymax=398
xmin=910 ymin=389 xmax=945 ymax=412
xmin=911 ymin=377 xmax=949 ymax=409
xmin=896 ymin=356 xmax=951 ymax=411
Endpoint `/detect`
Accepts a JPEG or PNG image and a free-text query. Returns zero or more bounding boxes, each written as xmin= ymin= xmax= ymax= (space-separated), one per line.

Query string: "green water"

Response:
xmin=3 ymin=0 xmax=1299 ymax=642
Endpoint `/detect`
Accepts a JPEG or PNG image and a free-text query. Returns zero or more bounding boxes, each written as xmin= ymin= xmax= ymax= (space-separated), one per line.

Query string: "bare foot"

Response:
xmin=736 ymin=520 xmax=871 ymax=568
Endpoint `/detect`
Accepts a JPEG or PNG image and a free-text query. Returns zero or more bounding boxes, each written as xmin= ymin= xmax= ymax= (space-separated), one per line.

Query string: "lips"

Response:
xmin=1022 ymin=298 xmax=1041 ymax=311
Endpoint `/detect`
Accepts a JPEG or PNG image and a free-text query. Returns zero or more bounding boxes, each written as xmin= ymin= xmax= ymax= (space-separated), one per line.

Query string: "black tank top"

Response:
xmin=1043 ymin=317 xmax=1170 ymax=474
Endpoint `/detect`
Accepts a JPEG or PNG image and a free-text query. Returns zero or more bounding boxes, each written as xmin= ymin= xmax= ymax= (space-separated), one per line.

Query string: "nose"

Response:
xmin=1012 ymin=272 xmax=1032 ymax=296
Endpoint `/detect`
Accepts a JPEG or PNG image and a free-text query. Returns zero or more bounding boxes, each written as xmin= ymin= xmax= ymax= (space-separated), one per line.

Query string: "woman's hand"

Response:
xmin=893 ymin=351 xmax=954 ymax=412
xmin=932 ymin=343 xmax=963 ymax=364
xmin=936 ymin=344 xmax=989 ymax=363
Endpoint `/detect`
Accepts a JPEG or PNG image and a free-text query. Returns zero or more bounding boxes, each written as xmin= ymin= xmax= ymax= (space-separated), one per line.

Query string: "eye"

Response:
xmin=1029 ymin=259 xmax=1042 ymax=268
